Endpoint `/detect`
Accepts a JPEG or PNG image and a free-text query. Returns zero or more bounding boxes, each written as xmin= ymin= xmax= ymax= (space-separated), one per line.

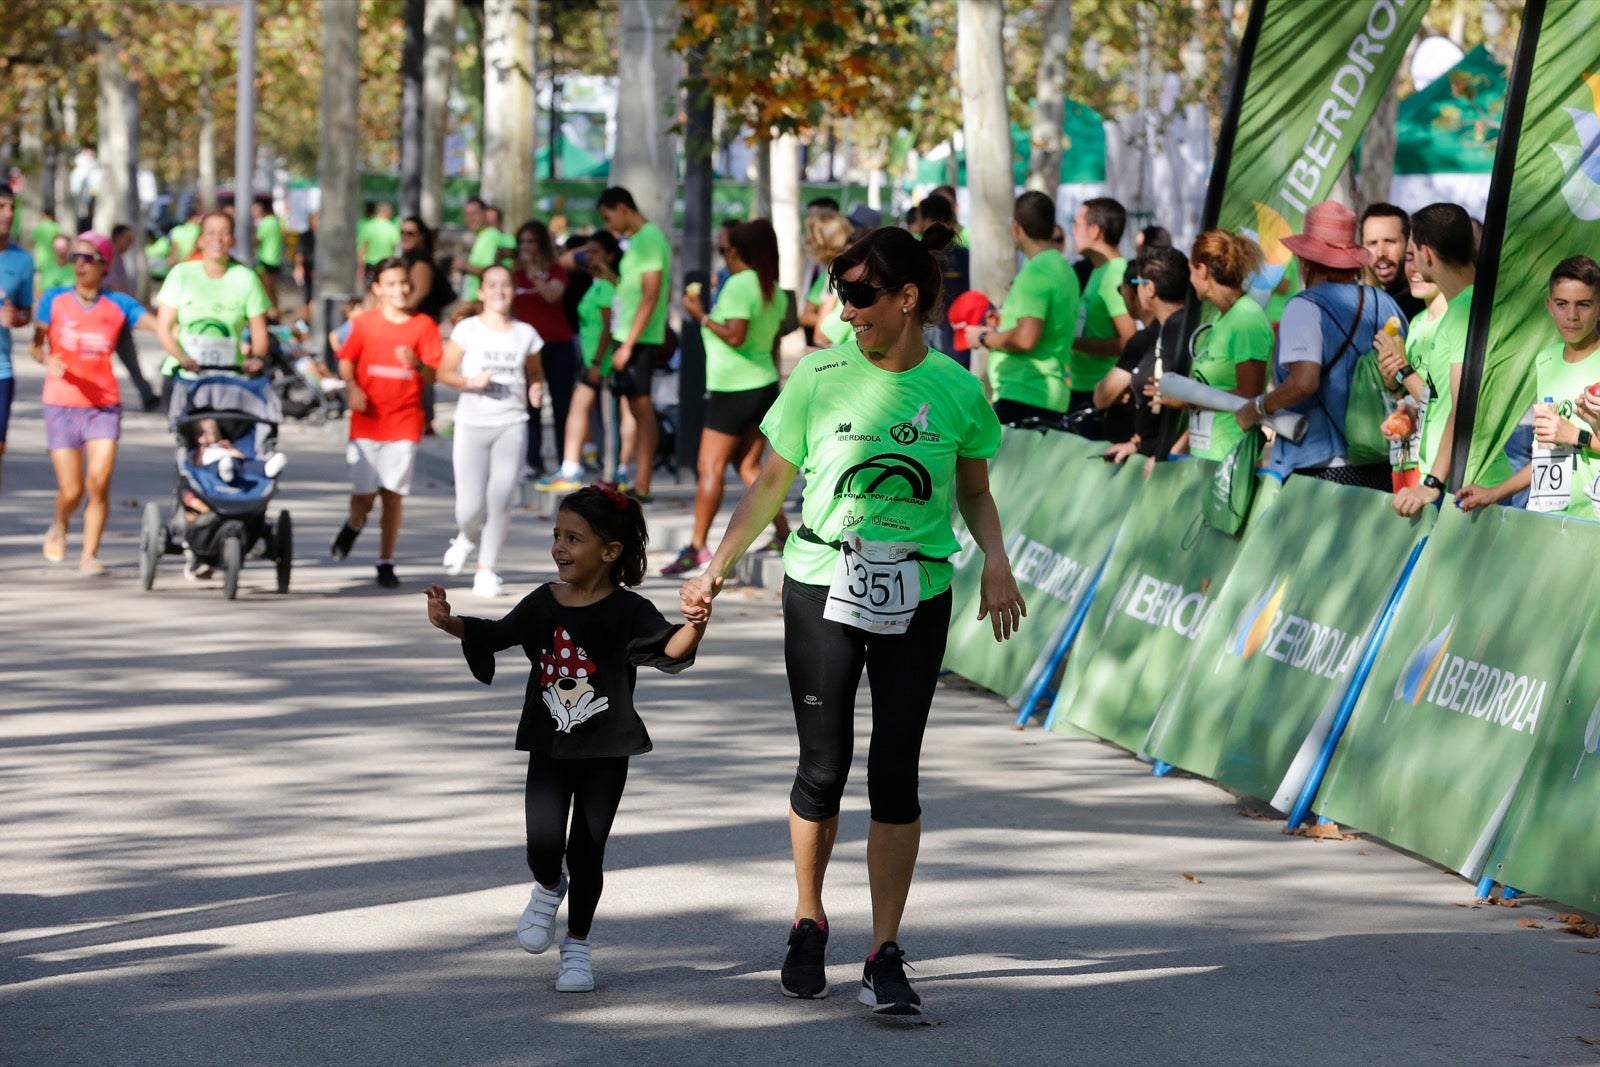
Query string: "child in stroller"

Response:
xmin=193 ymin=416 xmax=288 ymax=484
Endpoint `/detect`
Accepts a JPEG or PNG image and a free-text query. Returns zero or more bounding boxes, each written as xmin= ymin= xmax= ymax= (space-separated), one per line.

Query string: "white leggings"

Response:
xmin=452 ymin=420 xmax=527 ymax=570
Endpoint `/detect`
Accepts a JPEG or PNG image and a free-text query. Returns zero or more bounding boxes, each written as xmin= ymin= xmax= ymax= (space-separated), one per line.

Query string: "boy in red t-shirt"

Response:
xmin=330 ymin=257 xmax=442 ymax=587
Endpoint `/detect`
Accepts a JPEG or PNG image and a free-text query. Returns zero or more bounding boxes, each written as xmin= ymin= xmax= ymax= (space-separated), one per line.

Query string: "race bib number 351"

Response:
xmin=824 ymin=536 xmax=921 ymax=635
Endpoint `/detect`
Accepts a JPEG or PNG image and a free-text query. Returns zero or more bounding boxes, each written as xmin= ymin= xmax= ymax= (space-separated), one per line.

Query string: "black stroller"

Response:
xmin=140 ymin=375 xmax=293 ymax=599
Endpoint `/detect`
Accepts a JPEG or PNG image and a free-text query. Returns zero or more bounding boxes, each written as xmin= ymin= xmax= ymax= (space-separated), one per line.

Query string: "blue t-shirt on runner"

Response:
xmin=0 ymin=242 xmax=37 ymax=379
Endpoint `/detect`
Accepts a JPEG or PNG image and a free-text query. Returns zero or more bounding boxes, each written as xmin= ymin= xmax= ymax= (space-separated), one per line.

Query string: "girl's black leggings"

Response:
xmin=781 ymin=581 xmax=952 ymax=825
xmin=524 ymin=751 xmax=629 ymax=939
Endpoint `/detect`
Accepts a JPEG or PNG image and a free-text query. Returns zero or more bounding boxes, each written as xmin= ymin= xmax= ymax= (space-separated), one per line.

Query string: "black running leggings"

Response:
xmin=524 ymin=751 xmax=629 ymax=939
xmin=782 ymin=581 xmax=953 ymax=825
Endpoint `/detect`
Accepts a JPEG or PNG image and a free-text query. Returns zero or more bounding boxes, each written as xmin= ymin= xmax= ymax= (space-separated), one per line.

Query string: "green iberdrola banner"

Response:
xmin=1462 ymin=0 xmax=1600 ymax=486
xmin=1488 ymin=593 xmax=1600 ymax=907
xmin=1142 ymin=477 xmax=1431 ymax=802
xmin=1215 ymin=0 xmax=1429 ymax=303
xmin=1314 ymin=505 xmax=1588 ymax=877
xmin=943 ymin=433 xmax=1141 ymax=703
xmin=1052 ymin=462 xmax=1277 ymax=753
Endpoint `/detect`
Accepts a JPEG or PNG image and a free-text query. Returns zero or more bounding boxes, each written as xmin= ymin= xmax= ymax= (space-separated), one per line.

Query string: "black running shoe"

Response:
xmin=780 ymin=918 xmax=829 ymax=999
xmin=330 ymin=521 xmax=361 ymax=560
xmin=375 ymin=563 xmax=400 ymax=588
xmin=858 ymin=941 xmax=921 ymax=1015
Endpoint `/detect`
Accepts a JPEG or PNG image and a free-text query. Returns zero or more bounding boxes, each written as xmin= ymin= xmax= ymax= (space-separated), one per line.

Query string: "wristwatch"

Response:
xmin=1396 ymin=363 xmax=1417 ymax=385
xmin=978 ymin=330 xmax=990 ymax=349
xmin=1253 ymin=395 xmax=1267 ymax=417
xmin=1422 ymin=474 xmax=1446 ymax=492
xmin=1580 ymin=429 xmax=1594 ymax=452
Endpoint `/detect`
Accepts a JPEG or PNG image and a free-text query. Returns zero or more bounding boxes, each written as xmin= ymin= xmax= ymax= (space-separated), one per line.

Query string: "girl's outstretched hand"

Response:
xmin=425 ymin=584 xmax=464 ymax=637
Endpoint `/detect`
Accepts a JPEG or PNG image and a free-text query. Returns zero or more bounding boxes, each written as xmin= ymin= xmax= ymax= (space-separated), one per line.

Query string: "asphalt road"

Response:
xmin=3 ymin=343 xmax=1599 ymax=1067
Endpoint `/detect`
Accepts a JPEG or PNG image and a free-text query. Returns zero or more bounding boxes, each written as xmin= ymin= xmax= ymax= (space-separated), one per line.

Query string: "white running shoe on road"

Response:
xmin=442 ymin=535 xmax=476 ymax=576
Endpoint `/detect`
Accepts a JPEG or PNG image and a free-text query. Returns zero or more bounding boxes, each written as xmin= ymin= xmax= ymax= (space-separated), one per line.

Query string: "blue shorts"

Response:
xmin=0 ymin=377 xmax=12 ymax=444
xmin=43 ymin=403 xmax=122 ymax=451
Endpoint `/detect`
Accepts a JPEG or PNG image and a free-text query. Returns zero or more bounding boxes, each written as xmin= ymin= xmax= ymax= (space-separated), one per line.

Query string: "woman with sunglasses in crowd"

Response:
xmin=31 ymin=232 xmax=160 ymax=574
xmin=512 ymin=220 xmax=577 ymax=481
xmin=663 ymin=219 xmax=792 ymax=576
xmin=679 ymin=224 xmax=1025 ymax=1017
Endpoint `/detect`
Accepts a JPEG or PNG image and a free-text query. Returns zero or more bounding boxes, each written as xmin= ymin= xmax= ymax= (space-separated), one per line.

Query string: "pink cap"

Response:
xmin=76 ymin=231 xmax=114 ymax=265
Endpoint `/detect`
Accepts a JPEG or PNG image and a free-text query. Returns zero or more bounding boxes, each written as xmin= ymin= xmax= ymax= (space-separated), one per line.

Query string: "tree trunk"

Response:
xmin=754 ymin=138 xmax=773 ymax=218
xmin=57 ymin=80 xmax=77 ymax=224
xmin=612 ymin=0 xmax=679 ymax=233
xmin=126 ymin=63 xmax=149 ymax=301
xmin=235 ymin=0 xmax=257 ymax=260
xmin=420 ymin=0 xmax=459 ymax=230
xmin=21 ymin=85 xmax=44 ymax=228
xmin=1358 ymin=74 xmax=1399 ymax=210
xmin=95 ymin=40 xmax=131 ymax=234
xmin=1026 ymin=0 xmax=1070 ymax=194
xmin=198 ymin=57 xmax=217 ymax=210
xmin=772 ymin=133 xmax=801 ymax=291
xmin=482 ymin=0 xmax=537 ymax=225
xmin=316 ymin=0 xmax=362 ymax=343
xmin=42 ymin=83 xmax=59 ymax=216
xmin=399 ymin=0 xmax=426 ymax=218
xmin=958 ymin=0 xmax=1015 ymax=387
xmin=679 ymin=44 xmax=716 ymax=474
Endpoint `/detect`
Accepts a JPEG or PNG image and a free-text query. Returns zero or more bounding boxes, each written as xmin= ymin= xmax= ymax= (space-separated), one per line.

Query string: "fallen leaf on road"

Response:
xmin=1284 ymin=821 xmax=1360 ymax=841
xmin=916 ymin=1018 xmax=943 ymax=1028
xmin=1453 ymin=902 xmax=1483 ymax=909
xmin=1564 ymin=921 xmax=1600 ymax=939
xmin=1235 ymin=805 xmax=1276 ymax=821
xmin=1577 ymin=1035 xmax=1600 ymax=1046
xmin=1497 ymin=898 xmax=1520 ymax=908
xmin=1181 ymin=872 xmax=1204 ymax=884
xmin=1560 ymin=913 xmax=1589 ymax=925
xmin=1516 ymin=918 xmax=1544 ymax=929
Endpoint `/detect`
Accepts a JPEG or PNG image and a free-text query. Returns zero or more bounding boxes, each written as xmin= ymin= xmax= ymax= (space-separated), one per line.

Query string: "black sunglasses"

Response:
xmin=836 ymin=278 xmax=894 ymax=309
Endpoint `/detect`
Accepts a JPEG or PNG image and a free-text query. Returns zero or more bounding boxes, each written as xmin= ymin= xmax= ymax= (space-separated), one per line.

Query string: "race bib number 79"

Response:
xmin=1529 ymin=443 xmax=1575 ymax=513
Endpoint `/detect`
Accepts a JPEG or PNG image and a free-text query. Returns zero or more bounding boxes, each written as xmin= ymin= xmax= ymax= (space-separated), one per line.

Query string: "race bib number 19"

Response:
xmin=824 ymin=536 xmax=921 ymax=635
xmin=185 ymin=334 xmax=239 ymax=369
xmin=1529 ymin=443 xmax=1575 ymax=513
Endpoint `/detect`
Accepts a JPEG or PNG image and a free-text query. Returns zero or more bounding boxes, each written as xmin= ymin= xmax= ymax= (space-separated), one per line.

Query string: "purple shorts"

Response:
xmin=43 ymin=403 xmax=122 ymax=451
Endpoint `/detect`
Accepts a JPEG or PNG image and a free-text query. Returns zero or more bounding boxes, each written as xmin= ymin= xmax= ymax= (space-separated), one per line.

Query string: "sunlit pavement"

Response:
xmin=3 ymin=339 xmax=1597 ymax=1067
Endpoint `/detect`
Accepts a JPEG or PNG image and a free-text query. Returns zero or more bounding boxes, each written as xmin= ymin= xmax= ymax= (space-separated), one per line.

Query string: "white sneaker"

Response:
xmin=517 ymin=876 xmax=566 ymax=954
xmin=555 ymin=935 xmax=595 ymax=992
xmin=472 ymin=569 xmax=504 ymax=599
xmin=442 ymin=535 xmax=476 ymax=576
xmin=263 ymin=452 xmax=288 ymax=478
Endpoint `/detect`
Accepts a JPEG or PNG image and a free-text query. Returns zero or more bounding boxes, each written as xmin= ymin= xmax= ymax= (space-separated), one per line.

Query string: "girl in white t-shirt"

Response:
xmin=437 ymin=265 xmax=545 ymax=597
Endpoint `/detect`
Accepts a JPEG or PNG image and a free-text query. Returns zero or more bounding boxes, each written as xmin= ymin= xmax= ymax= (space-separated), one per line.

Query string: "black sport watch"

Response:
xmin=1422 ymin=474 xmax=1446 ymax=492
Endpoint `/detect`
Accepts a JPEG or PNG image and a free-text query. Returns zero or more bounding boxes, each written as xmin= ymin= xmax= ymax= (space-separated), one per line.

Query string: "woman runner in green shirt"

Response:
xmin=663 ymin=220 xmax=792 ymax=575
xmin=680 ymin=224 xmax=1026 ymax=1017
xmin=1175 ymin=229 xmax=1272 ymax=461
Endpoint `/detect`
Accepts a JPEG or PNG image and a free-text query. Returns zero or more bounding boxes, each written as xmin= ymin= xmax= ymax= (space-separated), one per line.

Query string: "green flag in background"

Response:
xmin=1458 ymin=0 xmax=1600 ymax=487
xmin=1211 ymin=0 xmax=1429 ymax=305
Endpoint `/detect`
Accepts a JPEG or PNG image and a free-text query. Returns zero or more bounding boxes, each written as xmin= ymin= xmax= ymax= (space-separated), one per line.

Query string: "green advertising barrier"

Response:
xmin=1052 ymin=461 xmax=1280 ymax=753
xmin=1143 ymin=477 xmax=1433 ymax=803
xmin=1314 ymin=504 xmax=1597 ymax=878
xmin=943 ymin=433 xmax=1141 ymax=703
xmin=1486 ymin=595 xmax=1600 ymax=907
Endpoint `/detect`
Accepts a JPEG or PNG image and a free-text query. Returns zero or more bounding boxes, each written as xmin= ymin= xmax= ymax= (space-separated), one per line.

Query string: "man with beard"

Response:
xmin=1360 ymin=203 xmax=1425 ymax=321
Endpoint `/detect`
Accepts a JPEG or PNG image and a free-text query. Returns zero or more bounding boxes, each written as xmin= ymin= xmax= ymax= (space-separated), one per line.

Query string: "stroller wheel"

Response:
xmin=140 ymin=502 xmax=164 ymax=590
xmin=221 ymin=532 xmax=244 ymax=601
xmin=275 ymin=510 xmax=293 ymax=594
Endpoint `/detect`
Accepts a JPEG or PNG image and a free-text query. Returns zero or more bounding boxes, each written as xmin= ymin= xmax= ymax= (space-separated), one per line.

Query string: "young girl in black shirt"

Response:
xmin=425 ymin=485 xmax=707 ymax=992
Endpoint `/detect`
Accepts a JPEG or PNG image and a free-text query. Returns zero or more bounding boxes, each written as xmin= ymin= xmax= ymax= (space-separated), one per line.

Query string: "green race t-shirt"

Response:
xmin=760 ymin=344 xmax=1002 ymax=599
xmin=155 ymin=260 xmax=271 ymax=376
xmin=1533 ymin=339 xmax=1600 ymax=519
xmin=1395 ymin=303 xmax=1444 ymax=472
xmin=577 ymin=278 xmax=616 ymax=375
xmin=461 ymin=226 xmax=506 ymax=302
xmin=704 ymin=269 xmax=782 ymax=392
xmin=1419 ymin=285 xmax=1470 ymax=474
xmin=31 ymin=217 xmax=58 ymax=267
xmin=1188 ymin=295 xmax=1274 ymax=461
xmin=255 ymin=213 xmax=283 ymax=265
xmin=614 ymin=221 xmax=671 ymax=345
xmin=1071 ymin=257 xmax=1129 ymax=390
xmin=989 ymin=248 xmax=1079 ymax=412
xmin=358 ymin=216 xmax=401 ymax=265
xmin=38 ymin=258 xmax=74 ymax=292
xmin=168 ymin=222 xmax=201 ymax=262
